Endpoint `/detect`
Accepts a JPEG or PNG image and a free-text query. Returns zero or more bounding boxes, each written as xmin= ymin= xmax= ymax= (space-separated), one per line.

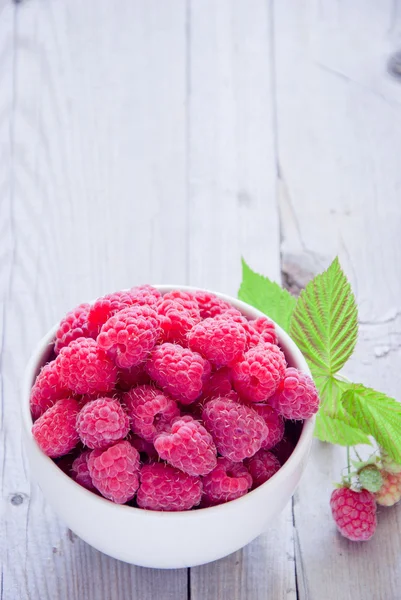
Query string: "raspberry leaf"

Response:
xmin=342 ymin=384 xmax=401 ymax=463
xmin=289 ymin=257 xmax=358 ymax=378
xmin=315 ymin=412 xmax=371 ymax=446
xmin=238 ymin=259 xmax=296 ymax=333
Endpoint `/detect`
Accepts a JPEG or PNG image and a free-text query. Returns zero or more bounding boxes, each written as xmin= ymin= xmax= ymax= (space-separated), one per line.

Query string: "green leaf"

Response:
xmin=238 ymin=258 xmax=296 ymax=333
xmin=342 ymin=384 xmax=401 ymax=463
xmin=314 ymin=412 xmax=371 ymax=446
xmin=289 ymin=257 xmax=358 ymax=379
xmin=314 ymin=374 xmax=348 ymax=414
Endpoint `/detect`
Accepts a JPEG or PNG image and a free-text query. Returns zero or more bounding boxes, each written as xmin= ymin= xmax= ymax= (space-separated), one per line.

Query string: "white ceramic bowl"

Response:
xmin=22 ymin=286 xmax=315 ymax=569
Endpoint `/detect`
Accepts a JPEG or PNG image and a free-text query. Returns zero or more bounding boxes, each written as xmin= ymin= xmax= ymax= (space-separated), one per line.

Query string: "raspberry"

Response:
xmin=269 ymin=367 xmax=319 ymax=419
xmin=57 ymin=337 xmax=117 ymax=395
xmin=131 ymin=435 xmax=158 ymax=461
xmin=201 ymin=457 xmax=252 ymax=505
xmin=162 ymin=290 xmax=200 ymax=316
xmin=330 ymin=487 xmax=377 ymax=541
xmin=146 ymin=343 xmax=211 ymax=404
xmin=271 ymin=436 xmax=294 ymax=465
xmin=88 ymin=440 xmax=140 ymax=504
xmin=156 ymin=298 xmax=200 ymax=345
xmin=88 ymin=290 xmax=140 ymax=334
xmin=231 ymin=343 xmax=286 ymax=403
xmin=244 ymin=449 xmax=281 ymax=488
xmin=32 ymin=398 xmax=79 ymax=458
xmin=117 ymin=364 xmax=150 ymax=391
xmin=251 ymin=404 xmax=285 ymax=450
xmin=30 ymin=360 xmax=69 ymax=420
xmin=248 ymin=317 xmax=277 ymax=346
xmin=137 ymin=463 xmax=202 ymax=511
xmin=129 ymin=285 xmax=161 ymax=306
xmin=71 ymin=451 xmax=96 ymax=490
xmin=55 ymin=303 xmax=95 ymax=354
xmin=380 ymin=448 xmax=401 ymax=474
xmin=193 ymin=291 xmax=232 ymax=319
xmin=358 ymin=465 xmax=383 ymax=493
xmin=154 ymin=415 xmax=217 ymax=476
xmin=200 ymin=367 xmax=232 ymax=401
xmin=188 ymin=318 xmax=247 ymax=367
xmin=375 ymin=471 xmax=401 ymax=506
xmin=202 ymin=397 xmax=268 ymax=461
xmin=123 ymin=387 xmax=179 ymax=442
xmin=76 ymin=397 xmax=129 ymax=449
xmin=97 ymin=305 xmax=160 ymax=369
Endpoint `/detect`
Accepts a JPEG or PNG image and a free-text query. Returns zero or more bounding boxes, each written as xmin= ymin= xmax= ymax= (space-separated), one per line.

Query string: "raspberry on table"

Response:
xmin=193 ymin=291 xmax=232 ymax=319
xmin=330 ymin=487 xmax=377 ymax=541
xmin=375 ymin=471 xmax=401 ymax=506
xmin=30 ymin=360 xmax=69 ymax=420
xmin=201 ymin=457 xmax=252 ymax=506
xmin=251 ymin=404 xmax=285 ymax=450
xmin=231 ymin=343 xmax=286 ymax=402
xmin=76 ymin=397 xmax=130 ymax=449
xmin=87 ymin=290 xmax=141 ymax=334
xmin=88 ymin=440 xmax=140 ymax=504
xmin=248 ymin=317 xmax=277 ymax=346
xmin=97 ymin=305 xmax=160 ymax=369
xmin=244 ymin=449 xmax=281 ymax=489
xmin=156 ymin=298 xmax=200 ymax=345
xmin=188 ymin=318 xmax=248 ymax=367
xmin=137 ymin=462 xmax=202 ymax=511
xmin=71 ymin=451 xmax=96 ymax=490
xmin=55 ymin=303 xmax=95 ymax=354
xmin=269 ymin=367 xmax=319 ymax=419
xmin=202 ymin=397 xmax=268 ymax=461
xmin=32 ymin=398 xmax=80 ymax=458
xmin=154 ymin=415 xmax=217 ymax=476
xmin=56 ymin=337 xmax=117 ymax=395
xmin=123 ymin=387 xmax=179 ymax=442
xmin=200 ymin=367 xmax=233 ymax=401
xmin=146 ymin=343 xmax=211 ymax=404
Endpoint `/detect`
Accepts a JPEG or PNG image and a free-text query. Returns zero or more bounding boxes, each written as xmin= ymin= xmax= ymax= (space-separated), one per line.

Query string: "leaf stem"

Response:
xmin=346 ymin=446 xmax=351 ymax=483
xmin=353 ymin=447 xmax=363 ymax=462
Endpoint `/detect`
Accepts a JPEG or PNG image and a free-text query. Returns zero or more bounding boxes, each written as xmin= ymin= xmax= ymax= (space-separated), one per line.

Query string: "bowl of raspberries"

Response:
xmin=22 ymin=285 xmax=318 ymax=568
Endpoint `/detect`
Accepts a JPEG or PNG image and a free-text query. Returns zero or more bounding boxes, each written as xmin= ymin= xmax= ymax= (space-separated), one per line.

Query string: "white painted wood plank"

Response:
xmin=275 ymin=1 xmax=401 ymax=598
xmin=188 ymin=2 xmax=296 ymax=598
xmin=2 ymin=1 xmax=188 ymax=599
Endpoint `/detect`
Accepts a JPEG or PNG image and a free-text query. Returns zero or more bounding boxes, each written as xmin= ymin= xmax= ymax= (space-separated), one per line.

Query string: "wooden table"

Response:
xmin=2 ymin=1 xmax=401 ymax=598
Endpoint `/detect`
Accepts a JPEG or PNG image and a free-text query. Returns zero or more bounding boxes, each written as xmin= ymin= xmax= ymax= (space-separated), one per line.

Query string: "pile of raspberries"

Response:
xmin=30 ymin=285 xmax=320 ymax=511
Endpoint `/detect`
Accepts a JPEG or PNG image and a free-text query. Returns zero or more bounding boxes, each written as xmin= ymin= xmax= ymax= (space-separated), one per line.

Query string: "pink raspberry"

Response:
xmin=55 ymin=303 xmax=95 ymax=354
xmin=248 ymin=317 xmax=277 ymax=346
xmin=330 ymin=487 xmax=377 ymax=541
xmin=156 ymin=298 xmax=200 ymax=345
xmin=202 ymin=457 xmax=252 ymax=506
xmin=117 ymin=364 xmax=150 ymax=391
xmin=137 ymin=463 xmax=202 ymax=511
xmin=123 ymin=387 xmax=179 ymax=442
xmin=154 ymin=415 xmax=217 ymax=476
xmin=202 ymin=397 xmax=268 ymax=461
xmin=57 ymin=337 xmax=117 ymax=395
xmin=244 ymin=449 xmax=281 ymax=488
xmin=162 ymin=290 xmax=200 ymax=314
xmin=88 ymin=290 xmax=140 ymax=334
xmin=375 ymin=471 xmax=401 ymax=506
xmin=88 ymin=440 xmax=140 ymax=504
xmin=131 ymin=435 xmax=158 ymax=461
xmin=129 ymin=285 xmax=161 ymax=306
xmin=188 ymin=318 xmax=247 ymax=367
xmin=271 ymin=436 xmax=294 ymax=465
xmin=269 ymin=367 xmax=319 ymax=419
xmin=30 ymin=360 xmax=69 ymax=420
xmin=71 ymin=451 xmax=96 ymax=490
xmin=231 ymin=343 xmax=286 ymax=402
xmin=200 ymin=367 xmax=232 ymax=401
xmin=97 ymin=305 xmax=160 ymax=369
xmin=146 ymin=343 xmax=211 ymax=404
xmin=32 ymin=398 xmax=79 ymax=458
xmin=251 ymin=404 xmax=285 ymax=450
xmin=76 ymin=397 xmax=130 ymax=449
xmin=193 ymin=291 xmax=232 ymax=319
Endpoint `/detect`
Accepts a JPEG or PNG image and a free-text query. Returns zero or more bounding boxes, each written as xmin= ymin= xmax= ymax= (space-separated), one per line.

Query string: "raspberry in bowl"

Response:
xmin=22 ymin=285 xmax=317 ymax=568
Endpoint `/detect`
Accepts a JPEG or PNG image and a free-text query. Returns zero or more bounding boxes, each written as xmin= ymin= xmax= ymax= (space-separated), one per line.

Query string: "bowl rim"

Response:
xmin=22 ymin=284 xmax=315 ymax=519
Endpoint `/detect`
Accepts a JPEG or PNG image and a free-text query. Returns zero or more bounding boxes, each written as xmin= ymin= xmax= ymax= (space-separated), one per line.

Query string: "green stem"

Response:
xmin=346 ymin=446 xmax=351 ymax=483
xmin=353 ymin=447 xmax=363 ymax=462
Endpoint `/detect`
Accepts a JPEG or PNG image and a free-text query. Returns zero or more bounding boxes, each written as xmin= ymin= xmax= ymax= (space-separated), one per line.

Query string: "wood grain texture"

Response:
xmin=188 ymin=2 xmax=296 ymax=598
xmin=275 ymin=1 xmax=401 ymax=598
xmin=2 ymin=1 xmax=188 ymax=598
